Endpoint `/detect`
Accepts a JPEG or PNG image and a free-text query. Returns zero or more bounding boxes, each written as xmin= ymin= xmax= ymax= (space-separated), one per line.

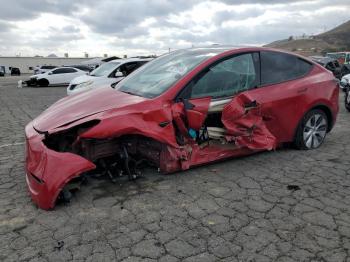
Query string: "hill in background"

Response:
xmin=265 ymin=20 xmax=350 ymax=56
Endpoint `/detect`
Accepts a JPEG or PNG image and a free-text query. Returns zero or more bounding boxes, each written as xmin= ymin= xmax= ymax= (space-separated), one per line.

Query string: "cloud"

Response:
xmin=0 ymin=21 xmax=15 ymax=33
xmin=0 ymin=0 xmax=349 ymax=56
xmin=0 ymin=0 xmax=73 ymax=21
xmin=213 ymin=8 xmax=266 ymax=26
xmin=26 ymin=25 xmax=84 ymax=49
xmin=219 ymin=0 xmax=317 ymax=4
xmin=79 ymin=0 xmax=200 ymax=36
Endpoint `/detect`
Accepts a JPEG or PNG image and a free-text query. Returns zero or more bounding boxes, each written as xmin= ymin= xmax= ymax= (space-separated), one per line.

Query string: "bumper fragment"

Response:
xmin=25 ymin=124 xmax=96 ymax=209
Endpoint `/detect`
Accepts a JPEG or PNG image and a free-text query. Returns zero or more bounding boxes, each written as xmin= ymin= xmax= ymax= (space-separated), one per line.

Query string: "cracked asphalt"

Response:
xmin=1 ymin=76 xmax=350 ymax=262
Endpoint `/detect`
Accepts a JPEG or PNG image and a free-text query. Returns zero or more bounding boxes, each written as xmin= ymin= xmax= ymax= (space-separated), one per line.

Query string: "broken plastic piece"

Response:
xmin=188 ymin=128 xmax=197 ymax=139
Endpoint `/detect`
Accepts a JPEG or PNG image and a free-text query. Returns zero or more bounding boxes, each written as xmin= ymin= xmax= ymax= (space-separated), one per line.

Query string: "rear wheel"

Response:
xmin=345 ymin=88 xmax=350 ymax=112
xmin=38 ymin=78 xmax=49 ymax=87
xmin=295 ymin=109 xmax=328 ymax=150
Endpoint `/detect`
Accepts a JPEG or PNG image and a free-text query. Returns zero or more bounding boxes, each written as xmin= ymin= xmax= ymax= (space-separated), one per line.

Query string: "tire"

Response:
xmin=295 ymin=109 xmax=328 ymax=150
xmin=345 ymin=88 xmax=350 ymax=112
xmin=38 ymin=79 xmax=49 ymax=87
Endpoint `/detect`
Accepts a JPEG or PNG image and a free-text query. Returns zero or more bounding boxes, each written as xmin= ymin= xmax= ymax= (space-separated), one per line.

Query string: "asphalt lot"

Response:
xmin=1 ymin=75 xmax=350 ymax=262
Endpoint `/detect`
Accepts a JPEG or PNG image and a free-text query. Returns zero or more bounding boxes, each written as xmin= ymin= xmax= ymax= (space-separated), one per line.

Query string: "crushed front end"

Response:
xmin=24 ymin=118 xmax=169 ymax=209
xmin=25 ymin=122 xmax=96 ymax=210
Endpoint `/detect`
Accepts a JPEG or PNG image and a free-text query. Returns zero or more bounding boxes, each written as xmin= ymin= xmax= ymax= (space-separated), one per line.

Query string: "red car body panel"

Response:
xmin=32 ymin=87 xmax=148 ymax=132
xmin=25 ymin=124 xmax=96 ymax=209
xmin=222 ymin=93 xmax=277 ymax=150
xmin=186 ymin=97 xmax=212 ymax=130
xmin=24 ymin=47 xmax=339 ymax=209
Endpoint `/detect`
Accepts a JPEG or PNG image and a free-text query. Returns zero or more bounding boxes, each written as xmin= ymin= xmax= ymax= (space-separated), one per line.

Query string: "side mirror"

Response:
xmin=48 ymin=72 xmax=52 ymax=75
xmin=115 ymin=71 xmax=124 ymax=78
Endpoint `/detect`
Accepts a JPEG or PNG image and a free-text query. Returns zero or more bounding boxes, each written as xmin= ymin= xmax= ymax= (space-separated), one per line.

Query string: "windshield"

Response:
xmin=327 ymin=53 xmax=345 ymax=60
xmin=90 ymin=62 xmax=120 ymax=77
xmin=117 ymin=49 xmax=222 ymax=98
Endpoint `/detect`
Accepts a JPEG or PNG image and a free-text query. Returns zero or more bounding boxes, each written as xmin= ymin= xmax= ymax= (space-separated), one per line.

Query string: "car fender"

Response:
xmin=26 ymin=132 xmax=96 ymax=209
xmin=36 ymin=76 xmax=44 ymax=81
xmin=80 ymin=104 xmax=179 ymax=148
xmin=292 ymin=99 xmax=336 ymax=141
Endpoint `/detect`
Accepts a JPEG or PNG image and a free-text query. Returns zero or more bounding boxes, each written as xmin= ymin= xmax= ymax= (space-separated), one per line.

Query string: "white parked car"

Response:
xmin=27 ymin=67 xmax=87 ymax=87
xmin=340 ymin=74 xmax=350 ymax=90
xmin=67 ymin=58 xmax=151 ymax=95
xmin=34 ymin=65 xmax=57 ymax=75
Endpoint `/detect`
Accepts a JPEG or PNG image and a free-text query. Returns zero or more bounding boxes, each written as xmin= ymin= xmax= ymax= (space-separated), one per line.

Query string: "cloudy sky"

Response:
xmin=0 ymin=0 xmax=349 ymax=57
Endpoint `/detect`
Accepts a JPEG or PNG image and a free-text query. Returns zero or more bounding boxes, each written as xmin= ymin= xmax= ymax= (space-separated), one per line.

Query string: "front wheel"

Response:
xmin=38 ymin=78 xmax=49 ymax=87
xmin=345 ymin=88 xmax=350 ymax=112
xmin=295 ymin=109 xmax=328 ymax=150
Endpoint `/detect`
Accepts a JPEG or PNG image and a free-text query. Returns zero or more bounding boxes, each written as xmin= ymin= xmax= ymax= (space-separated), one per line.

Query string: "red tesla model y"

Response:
xmin=25 ymin=46 xmax=339 ymax=209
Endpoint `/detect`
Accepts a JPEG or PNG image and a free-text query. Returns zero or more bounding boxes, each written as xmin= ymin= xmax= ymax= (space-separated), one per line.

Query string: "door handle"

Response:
xmin=297 ymin=87 xmax=308 ymax=94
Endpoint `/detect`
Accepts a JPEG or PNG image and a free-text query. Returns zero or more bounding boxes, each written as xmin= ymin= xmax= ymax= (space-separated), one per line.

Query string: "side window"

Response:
xmin=52 ymin=68 xmax=65 ymax=74
xmin=190 ymin=53 xmax=259 ymax=99
xmin=124 ymin=62 xmax=138 ymax=75
xmin=138 ymin=61 xmax=148 ymax=66
xmin=132 ymin=61 xmax=146 ymax=71
xmin=53 ymin=68 xmax=77 ymax=74
xmin=64 ymin=68 xmax=78 ymax=73
xmin=261 ymin=51 xmax=312 ymax=85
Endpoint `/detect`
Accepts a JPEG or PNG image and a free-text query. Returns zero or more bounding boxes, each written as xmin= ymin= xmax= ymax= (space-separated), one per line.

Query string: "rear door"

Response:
xmin=62 ymin=68 xmax=83 ymax=84
xmin=51 ymin=68 xmax=81 ymax=84
xmin=247 ymin=51 xmax=313 ymax=142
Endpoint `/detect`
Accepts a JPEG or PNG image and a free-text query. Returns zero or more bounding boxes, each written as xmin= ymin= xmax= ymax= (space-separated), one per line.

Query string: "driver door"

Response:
xmin=48 ymin=68 xmax=67 ymax=85
xmin=175 ymin=52 xmax=260 ymax=140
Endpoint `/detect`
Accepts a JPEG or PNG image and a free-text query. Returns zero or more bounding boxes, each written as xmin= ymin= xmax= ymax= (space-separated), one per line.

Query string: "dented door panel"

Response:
xmin=222 ymin=93 xmax=277 ymax=150
xmin=186 ymin=97 xmax=212 ymax=130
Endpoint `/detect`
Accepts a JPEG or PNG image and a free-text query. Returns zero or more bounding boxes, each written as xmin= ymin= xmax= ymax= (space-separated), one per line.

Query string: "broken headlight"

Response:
xmin=43 ymin=120 xmax=100 ymax=153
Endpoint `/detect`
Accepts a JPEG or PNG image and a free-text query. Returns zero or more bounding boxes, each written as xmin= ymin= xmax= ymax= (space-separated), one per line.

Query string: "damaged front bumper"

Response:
xmin=25 ymin=78 xmax=38 ymax=86
xmin=25 ymin=123 xmax=96 ymax=210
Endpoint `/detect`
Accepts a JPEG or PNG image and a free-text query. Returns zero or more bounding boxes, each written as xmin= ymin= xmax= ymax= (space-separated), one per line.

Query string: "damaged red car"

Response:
xmin=25 ymin=47 xmax=339 ymax=209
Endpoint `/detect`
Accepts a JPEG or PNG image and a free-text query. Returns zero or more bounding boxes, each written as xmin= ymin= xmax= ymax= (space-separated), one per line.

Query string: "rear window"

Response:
xmin=261 ymin=51 xmax=312 ymax=86
xmin=52 ymin=68 xmax=77 ymax=74
xmin=42 ymin=66 xmax=56 ymax=69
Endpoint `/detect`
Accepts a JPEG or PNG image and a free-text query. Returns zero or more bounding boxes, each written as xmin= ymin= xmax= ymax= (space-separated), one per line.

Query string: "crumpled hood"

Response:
xmin=33 ymin=87 xmax=147 ymax=132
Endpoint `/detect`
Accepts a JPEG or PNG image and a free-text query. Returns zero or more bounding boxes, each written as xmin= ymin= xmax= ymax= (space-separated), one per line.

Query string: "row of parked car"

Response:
xmin=0 ymin=66 xmax=21 ymax=76
xmin=309 ymin=54 xmax=350 ymax=111
xmin=310 ymin=55 xmax=350 ymax=79
xmin=25 ymin=58 xmax=151 ymax=95
xmin=33 ymin=64 xmax=93 ymax=75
